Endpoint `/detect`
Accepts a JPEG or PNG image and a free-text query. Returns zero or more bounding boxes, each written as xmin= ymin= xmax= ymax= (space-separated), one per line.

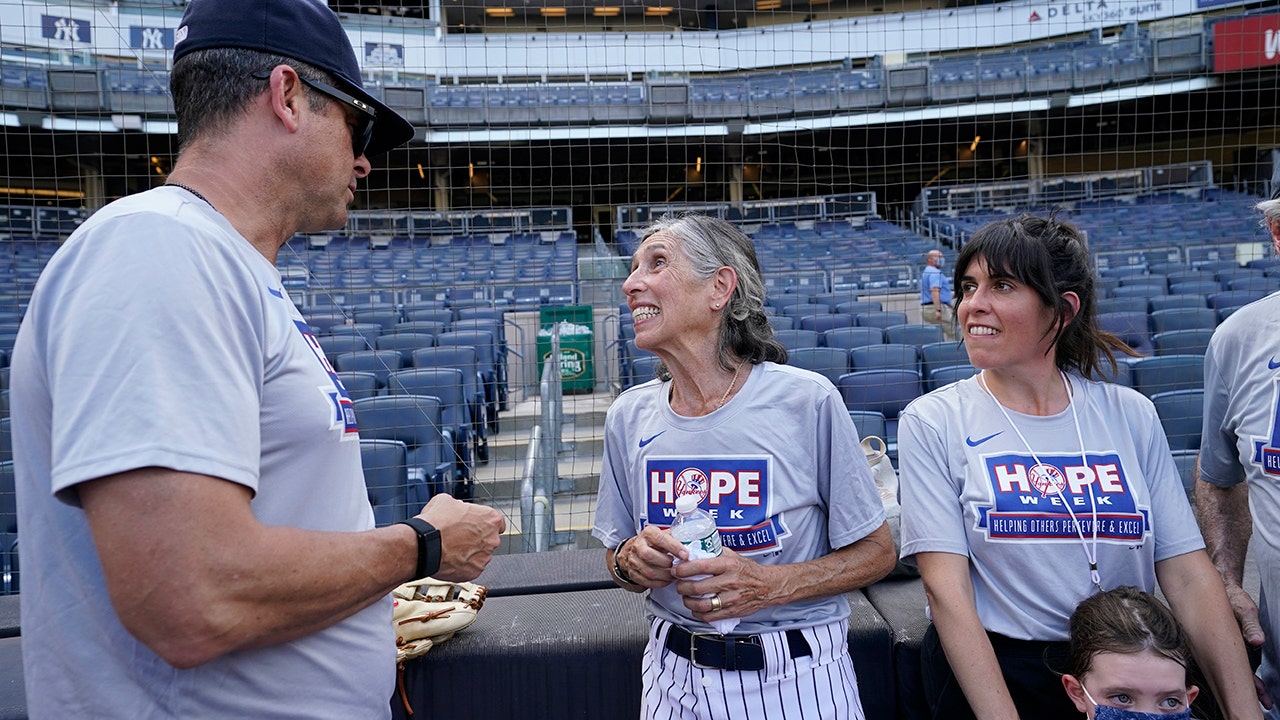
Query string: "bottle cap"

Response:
xmin=675 ymin=494 xmax=699 ymax=515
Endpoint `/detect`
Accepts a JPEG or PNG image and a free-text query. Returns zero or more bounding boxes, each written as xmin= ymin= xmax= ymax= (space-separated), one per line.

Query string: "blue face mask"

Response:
xmin=1084 ymin=686 xmax=1193 ymax=720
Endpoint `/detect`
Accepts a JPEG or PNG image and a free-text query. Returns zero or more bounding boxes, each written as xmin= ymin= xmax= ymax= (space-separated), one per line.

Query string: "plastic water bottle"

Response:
xmin=669 ymin=494 xmax=738 ymax=634
xmin=670 ymin=494 xmax=722 ymax=559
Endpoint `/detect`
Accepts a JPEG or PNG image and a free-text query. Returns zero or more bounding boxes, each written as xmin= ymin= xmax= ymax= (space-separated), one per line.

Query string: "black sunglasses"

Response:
xmin=252 ymin=71 xmax=376 ymax=158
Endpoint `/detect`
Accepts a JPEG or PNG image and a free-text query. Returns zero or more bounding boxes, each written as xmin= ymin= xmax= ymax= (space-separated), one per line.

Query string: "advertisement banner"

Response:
xmin=1212 ymin=13 xmax=1280 ymax=73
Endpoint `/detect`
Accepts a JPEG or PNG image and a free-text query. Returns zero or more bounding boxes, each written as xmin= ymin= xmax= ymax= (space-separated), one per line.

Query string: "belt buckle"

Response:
xmin=689 ymin=631 xmax=722 ymax=670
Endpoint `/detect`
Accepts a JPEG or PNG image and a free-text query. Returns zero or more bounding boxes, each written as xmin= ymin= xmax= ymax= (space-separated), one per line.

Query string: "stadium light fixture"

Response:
xmin=485 ymin=7 xmax=516 ymax=17
xmin=969 ymin=135 xmax=981 ymax=152
xmin=755 ymin=0 xmax=782 ymax=10
xmin=540 ymin=7 xmax=567 ymax=16
xmin=593 ymin=6 xmax=622 ymax=16
xmin=644 ymin=5 xmax=674 ymax=15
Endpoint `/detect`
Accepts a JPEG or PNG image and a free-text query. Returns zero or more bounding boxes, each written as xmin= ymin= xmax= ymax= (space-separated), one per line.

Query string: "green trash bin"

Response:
xmin=537 ymin=305 xmax=595 ymax=393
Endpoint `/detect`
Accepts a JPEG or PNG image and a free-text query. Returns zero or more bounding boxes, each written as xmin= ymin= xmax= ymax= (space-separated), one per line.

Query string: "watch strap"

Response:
xmin=399 ymin=517 xmax=442 ymax=580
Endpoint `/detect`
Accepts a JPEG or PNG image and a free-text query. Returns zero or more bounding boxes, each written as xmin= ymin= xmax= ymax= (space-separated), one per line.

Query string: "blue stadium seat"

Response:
xmin=1151 ymin=388 xmax=1203 ymax=453
xmin=1129 ymin=354 xmax=1204 ymax=398
xmin=884 ymin=323 xmax=944 ymax=348
xmin=823 ymin=326 xmax=885 ymax=351
xmin=375 ymin=333 xmax=436 ymax=367
xmin=926 ymin=363 xmax=978 ymax=392
xmin=850 ymin=343 xmax=920 ymax=373
xmin=336 ymin=371 xmax=380 ymax=400
xmin=388 ymin=367 xmax=476 ymax=494
xmin=1148 ymin=294 xmax=1208 ymax=312
xmin=352 ymin=396 xmax=453 ymax=502
xmin=799 ymin=313 xmax=856 ymax=334
xmin=334 ymin=349 xmax=404 ymax=388
xmin=855 ymin=311 xmax=909 ymax=330
xmin=837 ymin=369 xmax=922 ymax=448
xmin=787 ymin=347 xmax=850 ymax=385
xmin=773 ymin=329 xmax=821 ymax=350
xmin=360 ymin=439 xmax=411 ymax=527
xmin=411 ymin=345 xmax=488 ymax=463
xmin=1149 ymin=307 xmax=1216 ymax=334
xmin=919 ymin=341 xmax=969 ymax=379
xmin=1152 ymin=329 xmax=1213 ymax=357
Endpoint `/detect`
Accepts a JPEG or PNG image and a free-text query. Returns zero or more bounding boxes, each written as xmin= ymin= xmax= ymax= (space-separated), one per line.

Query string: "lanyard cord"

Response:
xmin=978 ymin=370 xmax=1104 ymax=594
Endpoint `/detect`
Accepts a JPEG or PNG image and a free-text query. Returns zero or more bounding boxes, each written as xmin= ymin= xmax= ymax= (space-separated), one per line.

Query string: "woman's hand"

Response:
xmin=614 ymin=525 xmax=690 ymax=590
xmin=672 ymin=547 xmax=782 ymax=621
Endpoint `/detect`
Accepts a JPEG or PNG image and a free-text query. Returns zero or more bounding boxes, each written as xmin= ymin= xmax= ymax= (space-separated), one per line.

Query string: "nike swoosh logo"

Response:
xmin=1269 ymin=357 xmax=1280 ymax=370
xmin=638 ymin=432 xmax=664 ymax=448
xmin=966 ymin=431 xmax=1003 ymax=447
xmin=268 ymin=287 xmax=284 ymax=299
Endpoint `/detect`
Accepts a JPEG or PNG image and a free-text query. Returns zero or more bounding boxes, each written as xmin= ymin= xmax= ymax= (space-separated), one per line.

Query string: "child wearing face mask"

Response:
xmin=1062 ymin=586 xmax=1200 ymax=719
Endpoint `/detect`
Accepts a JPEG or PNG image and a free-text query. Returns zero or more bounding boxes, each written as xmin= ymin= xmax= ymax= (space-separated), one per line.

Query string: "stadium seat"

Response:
xmin=855 ymin=311 xmax=909 ymax=330
xmin=1128 ymin=354 xmax=1204 ymax=397
xmin=787 ymin=347 xmax=850 ymax=385
xmin=388 ymin=367 xmax=476 ymax=493
xmin=823 ymin=326 xmax=885 ymax=351
xmin=1097 ymin=311 xmax=1153 ymax=355
xmin=919 ymin=341 xmax=969 ymax=380
xmin=317 ymin=333 xmax=370 ymax=364
xmin=360 ymin=439 xmax=411 ymax=527
xmin=627 ymin=355 xmax=662 ymax=388
xmin=1148 ymin=294 xmax=1208 ymax=312
xmin=926 ymin=363 xmax=978 ymax=392
xmin=1149 ymin=307 xmax=1216 ymax=334
xmin=850 ymin=343 xmax=921 ymax=373
xmin=837 ymin=369 xmax=922 ymax=449
xmin=333 ymin=349 xmax=404 ymax=387
xmin=835 ymin=300 xmax=884 ymax=316
xmin=799 ymin=313 xmax=856 ymax=334
xmin=352 ymin=395 xmax=454 ymax=502
xmin=773 ymin=329 xmax=822 ymax=350
xmin=883 ymin=323 xmax=944 ymax=347
xmin=437 ymin=330 xmax=502 ymax=433
xmin=1151 ymin=388 xmax=1203 ymax=453
xmin=1169 ymin=280 xmax=1222 ymax=297
xmin=1096 ymin=297 xmax=1148 ymax=315
xmin=336 ymin=371 xmax=380 ymax=400
xmin=1152 ymin=329 xmax=1213 ymax=357
xmin=766 ymin=314 xmax=795 ymax=332
xmin=848 ymin=409 xmax=888 ymax=439
xmin=375 ymin=332 xmax=436 ymax=367
xmin=412 ymin=346 xmax=489 ymax=463
xmin=1208 ymin=289 xmax=1266 ymax=313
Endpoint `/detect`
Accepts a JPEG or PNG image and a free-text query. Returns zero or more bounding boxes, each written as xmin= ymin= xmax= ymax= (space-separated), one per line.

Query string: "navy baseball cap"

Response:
xmin=172 ymin=0 xmax=415 ymax=157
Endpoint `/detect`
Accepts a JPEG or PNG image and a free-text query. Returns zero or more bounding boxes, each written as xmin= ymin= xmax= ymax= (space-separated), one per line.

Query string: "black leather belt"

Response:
xmin=664 ymin=624 xmax=812 ymax=671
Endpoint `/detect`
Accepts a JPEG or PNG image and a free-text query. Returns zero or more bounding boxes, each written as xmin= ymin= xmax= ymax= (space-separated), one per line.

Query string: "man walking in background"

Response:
xmin=10 ymin=0 xmax=504 ymax=717
xmin=920 ymin=248 xmax=955 ymax=341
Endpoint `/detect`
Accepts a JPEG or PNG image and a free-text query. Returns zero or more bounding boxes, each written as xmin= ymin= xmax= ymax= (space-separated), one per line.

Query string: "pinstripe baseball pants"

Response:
xmin=640 ymin=617 xmax=866 ymax=720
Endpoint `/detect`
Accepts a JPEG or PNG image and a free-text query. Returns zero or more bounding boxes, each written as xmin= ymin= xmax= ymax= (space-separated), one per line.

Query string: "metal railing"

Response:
xmin=518 ymin=328 xmax=575 ymax=552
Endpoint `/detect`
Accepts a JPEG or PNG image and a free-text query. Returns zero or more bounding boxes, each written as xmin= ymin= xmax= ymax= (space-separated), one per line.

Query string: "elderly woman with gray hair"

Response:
xmin=592 ymin=213 xmax=895 ymax=719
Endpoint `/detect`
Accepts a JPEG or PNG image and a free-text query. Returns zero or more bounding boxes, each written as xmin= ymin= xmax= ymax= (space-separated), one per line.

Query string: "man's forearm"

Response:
xmin=1193 ymin=473 xmax=1252 ymax=586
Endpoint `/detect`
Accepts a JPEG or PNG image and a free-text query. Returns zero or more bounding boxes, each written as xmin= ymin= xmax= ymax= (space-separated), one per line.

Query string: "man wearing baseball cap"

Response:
xmin=11 ymin=1 xmax=504 ymax=717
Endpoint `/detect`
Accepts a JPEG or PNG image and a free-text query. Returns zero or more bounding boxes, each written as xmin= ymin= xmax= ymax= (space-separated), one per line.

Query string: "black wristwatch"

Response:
xmin=398 ymin=517 xmax=442 ymax=580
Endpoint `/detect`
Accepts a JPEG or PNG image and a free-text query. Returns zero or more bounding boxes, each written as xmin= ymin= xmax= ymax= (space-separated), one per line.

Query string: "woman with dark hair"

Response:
xmin=897 ymin=214 xmax=1260 ymax=720
xmin=592 ymin=213 xmax=896 ymax=719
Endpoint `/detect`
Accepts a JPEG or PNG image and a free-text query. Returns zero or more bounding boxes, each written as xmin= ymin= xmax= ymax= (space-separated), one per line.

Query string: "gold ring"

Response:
xmin=709 ymin=593 xmax=722 ymax=612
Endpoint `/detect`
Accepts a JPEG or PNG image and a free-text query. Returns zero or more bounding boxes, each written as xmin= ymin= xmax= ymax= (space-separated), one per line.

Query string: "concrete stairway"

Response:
xmin=471 ymin=389 xmax=614 ymax=554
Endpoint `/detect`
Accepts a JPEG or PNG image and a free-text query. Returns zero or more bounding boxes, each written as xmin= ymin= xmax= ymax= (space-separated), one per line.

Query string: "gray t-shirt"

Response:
xmin=592 ymin=361 xmax=886 ymax=633
xmin=899 ymin=373 xmax=1203 ymax=641
xmin=1199 ymin=290 xmax=1280 ymax=716
xmin=11 ymin=187 xmax=393 ymax=718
